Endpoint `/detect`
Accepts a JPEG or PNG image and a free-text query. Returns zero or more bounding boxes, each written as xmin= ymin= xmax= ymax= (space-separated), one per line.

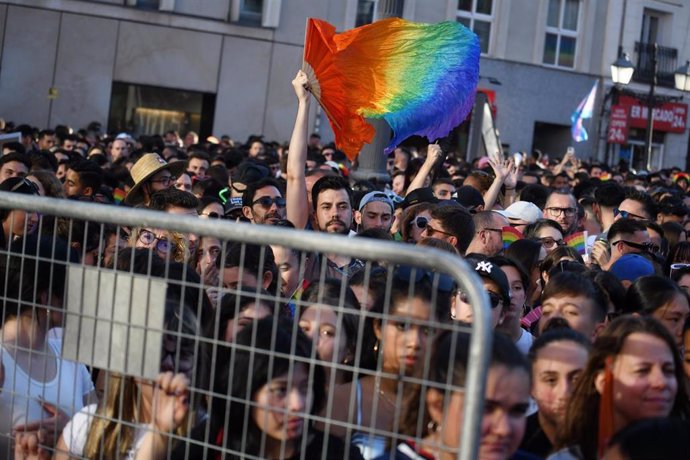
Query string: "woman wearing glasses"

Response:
xmin=130 ymin=227 xmax=188 ymax=264
xmin=400 ymin=202 xmax=434 ymax=243
xmin=523 ymin=219 xmax=565 ymax=255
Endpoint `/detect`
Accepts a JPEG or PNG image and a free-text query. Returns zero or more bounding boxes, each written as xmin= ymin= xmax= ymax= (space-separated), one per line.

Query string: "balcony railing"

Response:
xmin=633 ymin=42 xmax=678 ymax=88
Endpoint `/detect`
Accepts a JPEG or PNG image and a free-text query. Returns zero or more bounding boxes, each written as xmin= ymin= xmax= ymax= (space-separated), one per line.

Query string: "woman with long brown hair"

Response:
xmin=552 ymin=316 xmax=690 ymax=460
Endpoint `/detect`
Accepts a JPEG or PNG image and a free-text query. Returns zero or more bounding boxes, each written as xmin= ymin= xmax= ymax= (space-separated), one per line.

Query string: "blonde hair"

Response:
xmin=128 ymin=227 xmax=189 ymax=263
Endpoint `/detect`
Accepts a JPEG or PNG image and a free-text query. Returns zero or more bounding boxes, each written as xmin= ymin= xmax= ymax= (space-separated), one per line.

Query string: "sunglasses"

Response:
xmin=611 ymin=239 xmax=660 ymax=254
xmin=138 ymin=229 xmax=170 ymax=254
xmin=613 ymin=208 xmax=647 ymax=220
xmin=410 ymin=216 xmax=428 ymax=229
xmin=201 ymin=212 xmax=223 ymax=219
xmin=455 ymin=288 xmax=502 ymax=309
xmin=395 ymin=265 xmax=455 ymax=293
xmin=252 ymin=196 xmax=286 ymax=209
xmin=424 ymin=224 xmax=455 ymax=239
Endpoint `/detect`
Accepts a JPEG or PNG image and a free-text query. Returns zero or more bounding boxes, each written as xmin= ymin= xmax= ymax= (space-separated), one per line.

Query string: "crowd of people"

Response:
xmin=1 ymin=70 xmax=690 ymax=459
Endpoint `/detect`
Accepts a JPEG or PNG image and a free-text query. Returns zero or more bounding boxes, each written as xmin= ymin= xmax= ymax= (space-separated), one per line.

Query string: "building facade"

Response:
xmin=0 ymin=0 xmax=688 ymax=169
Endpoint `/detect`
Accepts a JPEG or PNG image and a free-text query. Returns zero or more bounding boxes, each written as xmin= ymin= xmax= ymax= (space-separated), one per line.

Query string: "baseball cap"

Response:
xmin=470 ymin=257 xmax=511 ymax=306
xmin=497 ymin=201 xmax=543 ymax=224
xmin=609 ymin=254 xmax=655 ymax=283
xmin=358 ymin=191 xmax=395 ymax=212
xmin=399 ymin=187 xmax=439 ymax=210
xmin=455 ymin=185 xmax=484 ymax=211
xmin=232 ymin=162 xmax=269 ymax=186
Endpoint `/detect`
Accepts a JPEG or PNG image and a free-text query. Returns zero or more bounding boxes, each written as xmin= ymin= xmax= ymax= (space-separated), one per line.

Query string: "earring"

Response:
xmin=427 ymin=420 xmax=440 ymax=433
xmin=373 ymin=341 xmax=379 ymax=353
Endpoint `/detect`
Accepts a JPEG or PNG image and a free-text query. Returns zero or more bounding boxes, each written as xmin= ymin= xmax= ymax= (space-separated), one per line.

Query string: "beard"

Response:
xmin=322 ymin=218 xmax=350 ymax=235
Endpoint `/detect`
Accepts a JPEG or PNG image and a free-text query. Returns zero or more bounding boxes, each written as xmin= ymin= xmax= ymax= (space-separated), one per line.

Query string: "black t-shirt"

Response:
xmin=519 ymin=412 xmax=554 ymax=459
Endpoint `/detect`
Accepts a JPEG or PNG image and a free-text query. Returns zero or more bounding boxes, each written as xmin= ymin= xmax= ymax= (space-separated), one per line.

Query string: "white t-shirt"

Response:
xmin=514 ymin=328 xmax=535 ymax=355
xmin=61 ymin=404 xmax=147 ymax=459
xmin=0 ymin=337 xmax=94 ymax=458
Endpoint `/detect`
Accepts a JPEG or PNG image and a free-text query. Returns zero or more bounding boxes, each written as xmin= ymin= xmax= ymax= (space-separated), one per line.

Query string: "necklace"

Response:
xmin=375 ymin=378 xmax=398 ymax=407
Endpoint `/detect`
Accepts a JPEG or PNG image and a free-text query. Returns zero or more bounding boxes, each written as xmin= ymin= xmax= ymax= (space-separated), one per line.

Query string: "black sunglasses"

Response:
xmin=252 ymin=196 xmax=287 ymax=209
xmin=455 ymin=289 xmax=502 ymax=309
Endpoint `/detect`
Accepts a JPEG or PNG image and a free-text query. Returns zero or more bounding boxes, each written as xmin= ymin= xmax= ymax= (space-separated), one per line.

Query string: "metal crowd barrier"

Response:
xmin=0 ymin=192 xmax=492 ymax=460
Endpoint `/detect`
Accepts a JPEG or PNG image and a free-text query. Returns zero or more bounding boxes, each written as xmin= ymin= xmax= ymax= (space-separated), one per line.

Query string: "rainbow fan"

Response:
xmin=303 ymin=17 xmax=480 ymax=160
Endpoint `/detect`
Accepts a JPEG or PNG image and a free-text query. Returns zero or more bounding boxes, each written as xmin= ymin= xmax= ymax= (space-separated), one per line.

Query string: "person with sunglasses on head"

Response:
xmin=543 ymin=190 xmax=579 ymax=236
xmin=592 ymin=218 xmax=652 ymax=271
xmin=452 ymin=257 xmax=511 ymax=329
xmin=465 ymin=211 xmax=509 ymax=257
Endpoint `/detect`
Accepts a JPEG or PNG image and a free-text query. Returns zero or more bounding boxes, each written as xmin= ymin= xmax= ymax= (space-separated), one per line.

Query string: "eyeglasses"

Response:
xmin=149 ymin=175 xmax=175 ymax=186
xmin=544 ymin=207 xmax=577 ymax=217
xmin=410 ymin=216 xmax=428 ymax=229
xmin=424 ymin=224 xmax=455 ymax=239
xmin=610 ymin=239 xmax=660 ymax=254
xmin=538 ymin=237 xmax=565 ymax=250
xmin=201 ymin=212 xmax=222 ymax=219
xmin=138 ymin=229 xmax=170 ymax=254
xmin=252 ymin=196 xmax=286 ymax=209
xmin=613 ymin=208 xmax=647 ymax=220
xmin=395 ymin=265 xmax=455 ymax=293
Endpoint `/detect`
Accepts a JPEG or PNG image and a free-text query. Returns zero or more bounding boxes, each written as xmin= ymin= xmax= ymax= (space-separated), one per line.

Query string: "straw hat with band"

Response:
xmin=125 ymin=153 xmax=187 ymax=205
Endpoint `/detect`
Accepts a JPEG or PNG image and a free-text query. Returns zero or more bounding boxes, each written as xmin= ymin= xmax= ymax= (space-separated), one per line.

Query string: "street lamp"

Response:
xmin=611 ymin=53 xmax=635 ymax=85
xmin=610 ymin=45 xmax=690 ymax=170
xmin=676 ymin=61 xmax=690 ymax=92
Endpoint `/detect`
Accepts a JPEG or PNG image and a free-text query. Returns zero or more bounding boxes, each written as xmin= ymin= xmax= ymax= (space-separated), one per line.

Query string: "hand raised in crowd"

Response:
xmin=590 ymin=239 xmax=611 ymax=268
xmin=150 ymin=371 xmax=190 ymax=434
xmin=292 ymin=70 xmax=312 ymax=105
xmin=14 ymin=430 xmax=49 ymax=460
xmin=425 ymin=143 xmax=444 ymax=165
xmin=488 ymin=156 xmax=518 ymax=189
xmin=13 ymin=398 xmax=70 ymax=449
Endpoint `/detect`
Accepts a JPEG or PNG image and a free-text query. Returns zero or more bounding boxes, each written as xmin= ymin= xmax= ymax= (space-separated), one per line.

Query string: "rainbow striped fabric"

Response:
xmin=303 ymin=17 xmax=480 ymax=160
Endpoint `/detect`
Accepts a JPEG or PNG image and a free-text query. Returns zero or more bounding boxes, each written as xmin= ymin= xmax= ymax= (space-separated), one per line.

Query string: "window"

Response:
xmin=229 ymin=0 xmax=281 ymax=27
xmin=543 ymin=0 xmax=579 ymax=68
xmin=108 ymin=83 xmax=216 ymax=138
xmin=456 ymin=0 xmax=493 ymax=54
xmin=356 ymin=0 xmax=377 ymax=27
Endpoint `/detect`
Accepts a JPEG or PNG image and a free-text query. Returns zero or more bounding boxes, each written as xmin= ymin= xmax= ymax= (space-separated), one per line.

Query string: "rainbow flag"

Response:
xmin=113 ymin=188 xmax=126 ymax=204
xmin=502 ymin=226 xmax=523 ymax=250
xmin=571 ymin=81 xmax=597 ymax=142
xmin=564 ymin=231 xmax=587 ymax=256
xmin=303 ymin=18 xmax=480 ymax=160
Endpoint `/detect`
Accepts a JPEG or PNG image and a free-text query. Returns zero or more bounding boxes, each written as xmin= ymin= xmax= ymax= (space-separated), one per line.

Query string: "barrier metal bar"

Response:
xmin=0 ymin=192 xmax=493 ymax=460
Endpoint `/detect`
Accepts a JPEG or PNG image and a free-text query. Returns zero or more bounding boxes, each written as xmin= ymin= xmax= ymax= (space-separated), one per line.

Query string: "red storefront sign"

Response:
xmin=607 ymin=105 xmax=629 ymax=144
xmin=619 ymin=95 xmax=688 ymax=133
